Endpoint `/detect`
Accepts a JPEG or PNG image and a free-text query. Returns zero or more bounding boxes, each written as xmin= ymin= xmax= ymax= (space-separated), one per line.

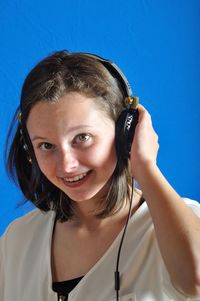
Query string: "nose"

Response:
xmin=56 ymin=148 xmax=79 ymax=174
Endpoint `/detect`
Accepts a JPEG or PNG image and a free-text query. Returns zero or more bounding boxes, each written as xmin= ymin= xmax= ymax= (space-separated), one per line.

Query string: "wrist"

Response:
xmin=132 ymin=160 xmax=158 ymax=184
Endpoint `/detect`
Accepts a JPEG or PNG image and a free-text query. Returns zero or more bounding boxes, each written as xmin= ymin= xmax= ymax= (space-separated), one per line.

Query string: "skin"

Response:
xmin=27 ymin=92 xmax=118 ymax=213
xmin=27 ymin=92 xmax=200 ymax=296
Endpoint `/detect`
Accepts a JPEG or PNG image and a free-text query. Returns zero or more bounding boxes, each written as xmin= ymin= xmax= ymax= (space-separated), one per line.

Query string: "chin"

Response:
xmin=65 ymin=185 xmax=107 ymax=205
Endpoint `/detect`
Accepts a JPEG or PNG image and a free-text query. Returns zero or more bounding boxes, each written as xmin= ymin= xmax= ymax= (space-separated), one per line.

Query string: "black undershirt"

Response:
xmin=53 ymin=276 xmax=84 ymax=301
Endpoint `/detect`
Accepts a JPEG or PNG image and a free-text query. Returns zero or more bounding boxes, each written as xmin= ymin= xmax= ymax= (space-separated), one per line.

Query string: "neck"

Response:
xmin=70 ymin=200 xmax=109 ymax=231
xmin=62 ymin=187 xmax=142 ymax=231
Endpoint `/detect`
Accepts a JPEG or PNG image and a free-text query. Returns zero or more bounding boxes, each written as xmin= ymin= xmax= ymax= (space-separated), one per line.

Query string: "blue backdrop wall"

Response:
xmin=0 ymin=0 xmax=200 ymax=235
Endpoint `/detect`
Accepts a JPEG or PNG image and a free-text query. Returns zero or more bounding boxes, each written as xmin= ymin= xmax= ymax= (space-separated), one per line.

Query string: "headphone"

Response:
xmin=79 ymin=53 xmax=139 ymax=164
xmin=20 ymin=52 xmax=139 ymax=166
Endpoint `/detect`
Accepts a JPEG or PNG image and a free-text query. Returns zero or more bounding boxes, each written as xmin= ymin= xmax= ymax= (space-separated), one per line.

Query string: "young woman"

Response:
xmin=1 ymin=51 xmax=200 ymax=301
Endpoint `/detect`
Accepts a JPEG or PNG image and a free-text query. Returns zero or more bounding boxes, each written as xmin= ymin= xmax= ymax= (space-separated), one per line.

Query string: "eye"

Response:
xmin=39 ymin=142 xmax=55 ymax=151
xmin=74 ymin=133 xmax=91 ymax=144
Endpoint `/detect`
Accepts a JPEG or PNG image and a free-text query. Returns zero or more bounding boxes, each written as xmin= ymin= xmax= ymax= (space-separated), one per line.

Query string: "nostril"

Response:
xmin=57 ymin=152 xmax=79 ymax=173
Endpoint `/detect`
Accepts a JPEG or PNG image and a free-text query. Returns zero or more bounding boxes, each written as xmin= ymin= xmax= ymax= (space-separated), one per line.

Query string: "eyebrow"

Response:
xmin=31 ymin=125 xmax=95 ymax=142
xmin=31 ymin=136 xmax=49 ymax=142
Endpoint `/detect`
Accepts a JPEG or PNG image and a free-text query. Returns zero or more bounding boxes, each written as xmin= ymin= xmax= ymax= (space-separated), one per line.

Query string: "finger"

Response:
xmin=137 ymin=104 xmax=152 ymax=125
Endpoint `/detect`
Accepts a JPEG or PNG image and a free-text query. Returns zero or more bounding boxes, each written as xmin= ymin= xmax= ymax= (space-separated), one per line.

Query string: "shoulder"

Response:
xmin=3 ymin=209 xmax=54 ymax=234
xmin=0 ymin=209 xmax=55 ymax=253
xmin=129 ymin=196 xmax=200 ymax=234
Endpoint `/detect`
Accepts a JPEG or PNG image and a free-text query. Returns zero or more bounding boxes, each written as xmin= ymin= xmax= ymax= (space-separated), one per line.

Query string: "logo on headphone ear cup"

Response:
xmin=115 ymin=108 xmax=139 ymax=164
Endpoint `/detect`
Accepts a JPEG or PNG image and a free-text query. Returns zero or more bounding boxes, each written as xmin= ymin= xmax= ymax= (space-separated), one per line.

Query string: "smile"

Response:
xmin=63 ymin=171 xmax=90 ymax=183
xmin=62 ymin=170 xmax=92 ymax=188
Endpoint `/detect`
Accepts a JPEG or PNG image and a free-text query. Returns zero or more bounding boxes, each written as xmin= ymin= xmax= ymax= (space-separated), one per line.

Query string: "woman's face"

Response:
xmin=26 ymin=92 xmax=117 ymax=205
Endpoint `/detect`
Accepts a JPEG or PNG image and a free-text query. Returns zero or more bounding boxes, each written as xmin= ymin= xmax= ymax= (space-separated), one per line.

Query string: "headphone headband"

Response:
xmin=76 ymin=52 xmax=133 ymax=97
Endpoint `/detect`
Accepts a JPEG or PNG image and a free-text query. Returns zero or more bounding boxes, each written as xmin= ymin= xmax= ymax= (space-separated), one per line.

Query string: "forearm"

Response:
xmin=137 ymin=163 xmax=200 ymax=297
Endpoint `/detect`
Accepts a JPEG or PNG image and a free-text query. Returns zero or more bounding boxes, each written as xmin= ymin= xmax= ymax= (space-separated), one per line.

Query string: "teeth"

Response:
xmin=64 ymin=172 xmax=87 ymax=183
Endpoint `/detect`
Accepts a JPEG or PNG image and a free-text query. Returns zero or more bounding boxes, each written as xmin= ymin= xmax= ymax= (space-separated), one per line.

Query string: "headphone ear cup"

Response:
xmin=115 ymin=108 xmax=139 ymax=164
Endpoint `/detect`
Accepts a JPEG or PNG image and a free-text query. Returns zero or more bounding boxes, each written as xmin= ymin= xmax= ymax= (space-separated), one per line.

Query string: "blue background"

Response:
xmin=0 ymin=0 xmax=200 ymax=235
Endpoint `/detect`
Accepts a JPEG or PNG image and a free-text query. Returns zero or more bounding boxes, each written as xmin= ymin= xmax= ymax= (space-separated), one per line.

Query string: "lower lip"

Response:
xmin=62 ymin=171 xmax=92 ymax=188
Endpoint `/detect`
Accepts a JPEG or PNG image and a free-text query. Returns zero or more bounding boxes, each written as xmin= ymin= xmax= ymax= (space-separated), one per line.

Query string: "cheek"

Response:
xmin=86 ymin=139 xmax=117 ymax=167
xmin=34 ymin=153 xmax=55 ymax=176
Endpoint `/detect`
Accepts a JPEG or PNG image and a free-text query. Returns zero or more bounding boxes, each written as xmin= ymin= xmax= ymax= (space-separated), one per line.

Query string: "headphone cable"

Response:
xmin=115 ymin=177 xmax=135 ymax=301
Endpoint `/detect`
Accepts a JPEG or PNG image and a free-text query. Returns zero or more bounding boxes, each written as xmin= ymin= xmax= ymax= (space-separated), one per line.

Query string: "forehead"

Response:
xmin=26 ymin=92 xmax=114 ymax=133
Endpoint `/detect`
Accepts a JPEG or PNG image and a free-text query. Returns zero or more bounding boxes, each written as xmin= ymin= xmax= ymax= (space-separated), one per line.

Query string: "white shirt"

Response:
xmin=0 ymin=199 xmax=200 ymax=301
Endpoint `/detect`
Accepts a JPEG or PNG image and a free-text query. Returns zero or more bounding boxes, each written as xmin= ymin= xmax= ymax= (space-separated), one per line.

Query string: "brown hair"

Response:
xmin=5 ymin=50 xmax=131 ymax=221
